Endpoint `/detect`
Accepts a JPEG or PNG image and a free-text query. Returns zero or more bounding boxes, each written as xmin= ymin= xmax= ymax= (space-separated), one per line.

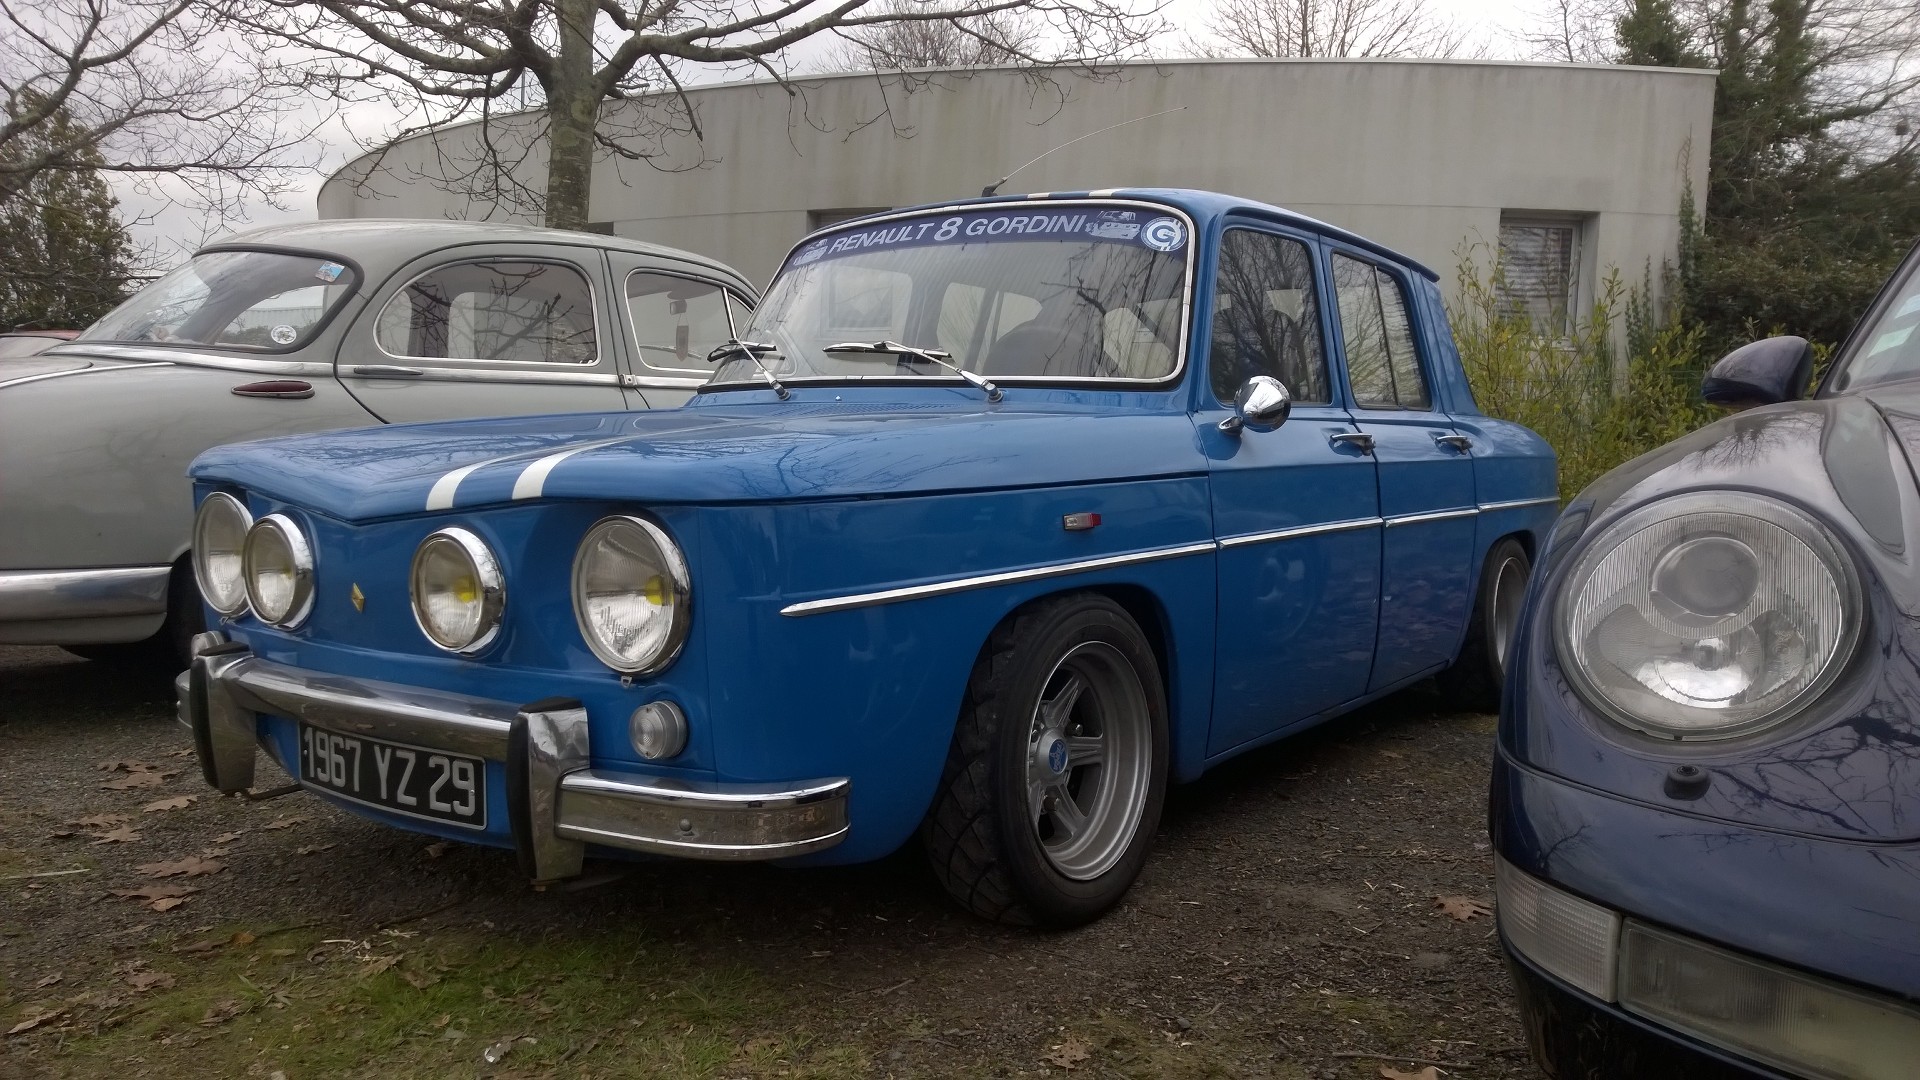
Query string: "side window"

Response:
xmin=1333 ymin=253 xmax=1430 ymax=409
xmin=375 ymin=260 xmax=597 ymax=364
xmin=626 ymin=272 xmax=736 ymax=373
xmin=1209 ymin=230 xmax=1330 ymax=405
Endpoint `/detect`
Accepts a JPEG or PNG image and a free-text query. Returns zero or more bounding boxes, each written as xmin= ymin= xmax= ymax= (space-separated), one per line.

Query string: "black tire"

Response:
xmin=1438 ymin=537 xmax=1531 ymax=713
xmin=62 ymin=560 xmax=203 ymax=672
xmin=920 ymin=593 xmax=1169 ymax=927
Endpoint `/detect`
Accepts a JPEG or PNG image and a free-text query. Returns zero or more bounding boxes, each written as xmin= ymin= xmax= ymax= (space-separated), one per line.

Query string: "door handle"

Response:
xmin=351 ymin=365 xmax=423 ymax=378
xmin=1329 ymin=432 xmax=1375 ymax=454
xmin=1434 ymin=433 xmax=1473 ymax=452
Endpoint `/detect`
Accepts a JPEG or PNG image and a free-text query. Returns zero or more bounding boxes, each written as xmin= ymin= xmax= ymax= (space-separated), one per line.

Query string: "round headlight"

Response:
xmin=572 ymin=515 xmax=690 ymax=675
xmin=410 ymin=527 xmax=505 ymax=653
xmin=193 ymin=492 xmax=253 ymax=616
xmin=1556 ymin=491 xmax=1861 ymax=740
xmin=242 ymin=514 xmax=315 ymax=628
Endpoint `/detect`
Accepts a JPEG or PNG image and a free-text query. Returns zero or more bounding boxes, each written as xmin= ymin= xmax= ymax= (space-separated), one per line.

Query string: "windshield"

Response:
xmin=1828 ymin=249 xmax=1920 ymax=392
xmin=81 ymin=250 xmax=358 ymax=351
xmin=712 ymin=204 xmax=1190 ymax=388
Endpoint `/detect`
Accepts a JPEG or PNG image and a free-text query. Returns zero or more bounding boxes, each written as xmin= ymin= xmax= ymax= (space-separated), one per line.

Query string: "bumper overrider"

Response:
xmin=176 ymin=634 xmax=850 ymax=879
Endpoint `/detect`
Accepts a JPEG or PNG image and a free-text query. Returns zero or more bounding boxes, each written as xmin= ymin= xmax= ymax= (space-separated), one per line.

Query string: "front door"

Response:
xmin=605 ymin=252 xmax=756 ymax=409
xmin=1328 ymin=251 xmax=1478 ymax=691
xmin=1204 ymin=226 xmax=1382 ymax=757
xmin=335 ymin=245 xmax=631 ymax=424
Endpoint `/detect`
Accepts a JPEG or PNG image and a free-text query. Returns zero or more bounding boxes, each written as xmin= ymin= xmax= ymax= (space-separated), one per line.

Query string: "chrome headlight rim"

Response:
xmin=409 ymin=526 xmax=507 ymax=654
xmin=242 ymin=513 xmax=316 ymax=629
xmin=193 ymin=491 xmax=253 ymax=616
xmin=1553 ymin=489 xmax=1863 ymax=743
xmin=571 ymin=514 xmax=691 ymax=676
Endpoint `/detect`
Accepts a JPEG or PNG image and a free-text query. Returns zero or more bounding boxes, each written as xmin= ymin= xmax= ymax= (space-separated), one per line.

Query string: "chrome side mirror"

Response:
xmin=1219 ymin=375 xmax=1291 ymax=435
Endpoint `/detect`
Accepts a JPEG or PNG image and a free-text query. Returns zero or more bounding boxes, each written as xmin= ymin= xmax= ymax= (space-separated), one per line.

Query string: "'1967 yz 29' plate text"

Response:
xmin=296 ymin=722 xmax=487 ymax=829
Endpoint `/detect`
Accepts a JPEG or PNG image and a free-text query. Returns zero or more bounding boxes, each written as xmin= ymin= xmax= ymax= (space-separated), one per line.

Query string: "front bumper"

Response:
xmin=179 ymin=637 xmax=850 ymax=877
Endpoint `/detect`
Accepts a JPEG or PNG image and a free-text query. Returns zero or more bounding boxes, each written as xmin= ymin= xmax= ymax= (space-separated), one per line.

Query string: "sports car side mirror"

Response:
xmin=1219 ymin=375 xmax=1292 ymax=435
xmin=1701 ymin=336 xmax=1814 ymax=410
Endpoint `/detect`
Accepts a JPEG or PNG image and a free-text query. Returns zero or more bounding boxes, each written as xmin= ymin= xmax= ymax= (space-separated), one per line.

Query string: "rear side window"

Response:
xmin=375 ymin=260 xmax=597 ymax=364
xmin=1333 ymin=254 xmax=1429 ymax=409
xmin=1209 ymin=229 xmax=1330 ymax=404
xmin=626 ymin=272 xmax=744 ymax=373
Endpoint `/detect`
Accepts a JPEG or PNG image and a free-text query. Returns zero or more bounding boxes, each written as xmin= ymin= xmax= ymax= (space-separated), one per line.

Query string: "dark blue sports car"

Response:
xmin=1496 ymin=244 xmax=1920 ymax=1077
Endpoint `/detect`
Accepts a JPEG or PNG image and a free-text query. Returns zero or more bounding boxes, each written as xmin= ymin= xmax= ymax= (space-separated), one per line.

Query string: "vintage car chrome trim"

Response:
xmin=1217 ymin=516 xmax=1383 ymax=549
xmin=1384 ymin=507 xmax=1482 ymax=528
xmin=45 ymin=343 xmax=336 ymax=377
xmin=182 ymin=647 xmax=851 ymax=863
xmin=779 ymin=540 xmax=1217 ymax=617
xmin=556 ymin=770 xmax=850 ymax=860
xmin=0 ymin=361 xmax=171 ymax=391
xmin=1478 ymin=495 xmax=1560 ymax=512
xmin=0 ymin=566 xmax=172 ymax=621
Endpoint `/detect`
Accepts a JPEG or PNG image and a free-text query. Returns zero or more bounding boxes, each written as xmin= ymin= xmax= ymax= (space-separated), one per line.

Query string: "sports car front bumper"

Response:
xmin=177 ymin=634 xmax=849 ymax=878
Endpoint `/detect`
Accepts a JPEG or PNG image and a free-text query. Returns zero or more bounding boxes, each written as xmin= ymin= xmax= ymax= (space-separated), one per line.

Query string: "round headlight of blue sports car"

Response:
xmin=242 ymin=513 xmax=316 ymax=629
xmin=1556 ymin=491 xmax=1862 ymax=740
xmin=572 ymin=515 xmax=690 ymax=675
xmin=410 ymin=527 xmax=505 ymax=654
xmin=193 ymin=492 xmax=253 ymax=616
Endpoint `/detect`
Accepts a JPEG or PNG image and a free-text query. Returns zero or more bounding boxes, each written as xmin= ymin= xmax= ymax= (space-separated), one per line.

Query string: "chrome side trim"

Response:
xmin=1384 ymin=507 xmax=1482 ymax=528
xmin=555 ymin=770 xmax=851 ymax=860
xmin=1478 ymin=495 xmax=1560 ymax=512
xmin=0 ymin=362 xmax=171 ymax=391
xmin=1217 ymin=516 xmax=1383 ymax=549
xmin=44 ymin=344 xmax=335 ymax=377
xmin=0 ymin=566 xmax=172 ymax=621
xmin=779 ymin=541 xmax=1216 ymax=617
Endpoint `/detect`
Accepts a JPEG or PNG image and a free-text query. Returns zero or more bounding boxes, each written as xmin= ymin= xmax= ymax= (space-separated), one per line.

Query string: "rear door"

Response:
xmin=1327 ymin=250 xmax=1478 ymax=692
xmin=335 ymin=244 xmax=630 ymax=423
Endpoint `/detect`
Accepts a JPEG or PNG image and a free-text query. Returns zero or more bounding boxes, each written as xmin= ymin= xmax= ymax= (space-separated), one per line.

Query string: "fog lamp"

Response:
xmin=630 ymin=700 xmax=688 ymax=760
xmin=1495 ymin=856 xmax=1621 ymax=1001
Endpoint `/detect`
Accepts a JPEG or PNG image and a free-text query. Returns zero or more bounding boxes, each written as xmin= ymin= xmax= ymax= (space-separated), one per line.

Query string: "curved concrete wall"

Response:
xmin=319 ymin=58 xmax=1715 ymax=302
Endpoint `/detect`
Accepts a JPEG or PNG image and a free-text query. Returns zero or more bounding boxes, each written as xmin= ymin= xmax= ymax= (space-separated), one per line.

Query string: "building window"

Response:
xmin=808 ymin=207 xmax=890 ymax=232
xmin=1497 ymin=215 xmax=1583 ymax=335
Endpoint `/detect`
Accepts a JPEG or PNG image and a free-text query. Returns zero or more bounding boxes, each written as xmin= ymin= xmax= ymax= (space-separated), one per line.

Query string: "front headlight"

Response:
xmin=410 ymin=527 xmax=505 ymax=653
xmin=1557 ymin=491 xmax=1861 ymax=740
xmin=572 ymin=515 xmax=690 ymax=675
xmin=243 ymin=513 xmax=316 ymax=628
xmin=193 ymin=492 xmax=253 ymax=616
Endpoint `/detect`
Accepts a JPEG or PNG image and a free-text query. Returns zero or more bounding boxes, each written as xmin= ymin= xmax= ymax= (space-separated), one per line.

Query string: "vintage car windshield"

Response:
xmin=1828 ymin=250 xmax=1920 ymax=392
xmin=82 ymin=250 xmax=358 ymax=351
xmin=711 ymin=204 xmax=1190 ymax=388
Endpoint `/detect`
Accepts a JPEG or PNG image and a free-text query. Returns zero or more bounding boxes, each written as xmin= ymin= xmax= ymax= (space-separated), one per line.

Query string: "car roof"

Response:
xmin=204 ymin=218 xmax=749 ymax=289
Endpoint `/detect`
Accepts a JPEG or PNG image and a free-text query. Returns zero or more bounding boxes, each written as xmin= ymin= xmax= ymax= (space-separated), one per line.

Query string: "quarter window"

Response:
xmin=1209 ymin=230 xmax=1330 ymax=405
xmin=1333 ymin=254 xmax=1429 ymax=409
xmin=626 ymin=273 xmax=742 ymax=373
xmin=375 ymin=260 xmax=597 ymax=364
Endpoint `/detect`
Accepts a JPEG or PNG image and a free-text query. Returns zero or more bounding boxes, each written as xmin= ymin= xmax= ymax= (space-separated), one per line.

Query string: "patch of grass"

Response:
xmin=37 ymin=922 xmax=873 ymax=1078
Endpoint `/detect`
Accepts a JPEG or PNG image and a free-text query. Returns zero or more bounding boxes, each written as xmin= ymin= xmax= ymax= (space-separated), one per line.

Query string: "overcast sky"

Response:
xmin=113 ymin=0 xmax=1540 ymax=268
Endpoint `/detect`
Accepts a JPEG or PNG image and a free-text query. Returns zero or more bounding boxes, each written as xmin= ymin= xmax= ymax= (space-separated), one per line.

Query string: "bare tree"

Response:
xmin=0 ymin=0 xmax=315 ymax=213
xmin=233 ymin=0 xmax=1164 ymax=231
xmin=1518 ymin=0 xmax=1617 ymax=62
xmin=1200 ymin=0 xmax=1468 ymax=58
xmin=825 ymin=0 xmax=1045 ymax=70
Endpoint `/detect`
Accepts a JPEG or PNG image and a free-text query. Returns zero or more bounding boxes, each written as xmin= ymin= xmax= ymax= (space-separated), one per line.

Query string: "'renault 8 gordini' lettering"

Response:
xmin=825 ymin=213 xmax=1089 ymax=254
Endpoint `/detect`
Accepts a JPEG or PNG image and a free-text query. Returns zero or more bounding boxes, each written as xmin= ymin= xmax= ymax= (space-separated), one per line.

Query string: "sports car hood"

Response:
xmin=188 ymin=395 xmax=1207 ymax=522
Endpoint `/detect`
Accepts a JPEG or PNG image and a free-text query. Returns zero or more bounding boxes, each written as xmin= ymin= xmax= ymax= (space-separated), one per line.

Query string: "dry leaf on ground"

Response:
xmin=362 ymin=954 xmax=403 ymax=976
xmin=296 ymin=844 xmax=336 ymax=856
xmin=262 ymin=817 xmax=307 ymax=831
xmin=150 ymin=897 xmax=191 ymax=912
xmin=97 ymin=760 xmax=158 ymax=773
xmin=1433 ymin=896 xmax=1493 ymax=921
xmin=142 ymin=796 xmax=197 ymax=813
xmin=101 ymin=771 xmax=168 ymax=791
xmin=403 ymin=969 xmax=441 ymax=989
xmin=71 ymin=813 xmax=129 ymax=829
xmin=136 ymin=856 xmax=225 ymax=879
xmin=210 ymin=832 xmax=243 ymax=845
xmin=423 ymin=842 xmax=451 ymax=858
xmin=200 ymin=1000 xmax=245 ymax=1026
xmin=126 ymin=971 xmax=176 ymax=992
xmin=1041 ymin=1038 xmax=1091 ymax=1070
xmin=89 ymin=825 xmax=143 ymax=845
xmin=1380 ymin=1068 xmax=1443 ymax=1080
xmin=113 ymin=885 xmax=199 ymax=902
xmin=231 ymin=931 xmax=256 ymax=946
xmin=6 ymin=1008 xmax=66 ymax=1036
xmin=31 ymin=974 xmax=61 ymax=989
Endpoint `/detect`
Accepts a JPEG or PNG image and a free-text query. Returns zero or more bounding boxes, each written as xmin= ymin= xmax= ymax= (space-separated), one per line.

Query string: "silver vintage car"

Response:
xmin=0 ymin=220 xmax=755 ymax=665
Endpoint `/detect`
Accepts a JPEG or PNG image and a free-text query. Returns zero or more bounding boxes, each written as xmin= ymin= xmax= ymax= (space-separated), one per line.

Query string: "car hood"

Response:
xmin=188 ymin=394 xmax=1207 ymax=522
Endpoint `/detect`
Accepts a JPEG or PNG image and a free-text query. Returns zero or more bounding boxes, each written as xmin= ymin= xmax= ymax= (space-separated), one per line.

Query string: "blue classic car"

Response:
xmin=1496 ymin=246 xmax=1920 ymax=1076
xmin=180 ymin=190 xmax=1554 ymax=926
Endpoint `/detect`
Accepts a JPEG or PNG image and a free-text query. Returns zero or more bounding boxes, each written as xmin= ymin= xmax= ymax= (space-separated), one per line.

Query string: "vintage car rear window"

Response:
xmin=713 ymin=204 xmax=1191 ymax=387
xmin=82 ymin=250 xmax=357 ymax=351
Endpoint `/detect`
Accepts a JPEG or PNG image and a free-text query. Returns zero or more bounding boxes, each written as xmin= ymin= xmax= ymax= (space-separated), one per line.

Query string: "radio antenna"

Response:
xmin=980 ymin=106 xmax=1187 ymax=198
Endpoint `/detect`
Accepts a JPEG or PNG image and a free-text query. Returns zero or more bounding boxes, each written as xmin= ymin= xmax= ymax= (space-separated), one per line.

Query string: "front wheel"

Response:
xmin=1438 ymin=537 xmax=1531 ymax=713
xmin=921 ymin=594 xmax=1168 ymax=927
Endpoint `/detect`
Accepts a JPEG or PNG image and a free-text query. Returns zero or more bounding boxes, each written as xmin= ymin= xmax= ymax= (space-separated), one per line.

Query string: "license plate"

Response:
xmin=296 ymin=723 xmax=487 ymax=830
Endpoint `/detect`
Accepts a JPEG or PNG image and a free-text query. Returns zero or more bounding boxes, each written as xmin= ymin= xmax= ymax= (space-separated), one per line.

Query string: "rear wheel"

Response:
xmin=921 ymin=594 xmax=1168 ymax=927
xmin=1438 ymin=537 xmax=1531 ymax=713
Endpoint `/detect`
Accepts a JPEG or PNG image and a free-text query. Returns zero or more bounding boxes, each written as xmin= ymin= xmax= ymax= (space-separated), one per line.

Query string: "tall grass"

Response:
xmin=1449 ymin=245 xmax=1714 ymax=503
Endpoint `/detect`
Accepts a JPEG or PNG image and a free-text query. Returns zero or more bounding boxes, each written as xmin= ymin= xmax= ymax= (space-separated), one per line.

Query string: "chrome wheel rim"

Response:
xmin=1025 ymin=641 xmax=1152 ymax=881
xmin=1491 ymin=555 xmax=1529 ymax=673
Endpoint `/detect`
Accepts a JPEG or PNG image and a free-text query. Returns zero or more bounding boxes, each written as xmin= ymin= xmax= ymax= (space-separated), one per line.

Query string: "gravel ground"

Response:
xmin=0 ymin=643 xmax=1538 ymax=1078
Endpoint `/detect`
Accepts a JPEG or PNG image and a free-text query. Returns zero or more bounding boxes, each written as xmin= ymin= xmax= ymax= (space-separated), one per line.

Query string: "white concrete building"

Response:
xmin=319 ymin=58 xmax=1715 ymax=329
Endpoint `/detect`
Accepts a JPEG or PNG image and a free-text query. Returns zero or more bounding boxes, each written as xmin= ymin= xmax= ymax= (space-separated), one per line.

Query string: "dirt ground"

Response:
xmin=0 ymin=643 xmax=1538 ymax=1079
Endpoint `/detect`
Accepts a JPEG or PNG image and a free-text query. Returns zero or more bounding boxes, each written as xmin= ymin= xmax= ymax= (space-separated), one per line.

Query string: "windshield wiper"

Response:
xmin=822 ymin=340 xmax=1002 ymax=402
xmin=705 ymin=339 xmax=789 ymax=400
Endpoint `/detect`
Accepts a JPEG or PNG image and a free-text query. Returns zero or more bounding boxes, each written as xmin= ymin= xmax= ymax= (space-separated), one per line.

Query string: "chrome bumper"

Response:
xmin=179 ymin=636 xmax=850 ymax=878
xmin=0 ymin=565 xmax=170 ymax=620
